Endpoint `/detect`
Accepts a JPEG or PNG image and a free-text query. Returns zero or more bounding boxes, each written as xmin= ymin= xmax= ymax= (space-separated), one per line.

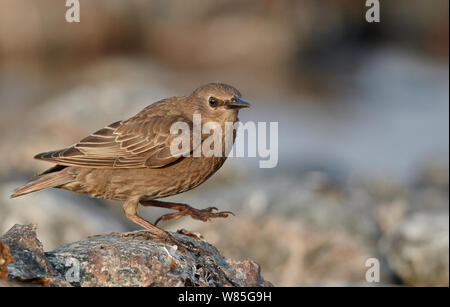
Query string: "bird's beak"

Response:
xmin=227 ymin=97 xmax=251 ymax=109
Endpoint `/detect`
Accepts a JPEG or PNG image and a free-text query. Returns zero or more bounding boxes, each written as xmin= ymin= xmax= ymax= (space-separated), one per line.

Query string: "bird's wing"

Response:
xmin=34 ymin=114 xmax=196 ymax=169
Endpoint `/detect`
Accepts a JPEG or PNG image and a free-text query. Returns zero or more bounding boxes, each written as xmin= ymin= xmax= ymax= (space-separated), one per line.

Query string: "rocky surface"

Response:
xmin=0 ymin=224 xmax=272 ymax=287
xmin=383 ymin=212 xmax=449 ymax=286
xmin=0 ymin=241 xmax=13 ymax=280
xmin=0 ymin=224 xmax=70 ymax=286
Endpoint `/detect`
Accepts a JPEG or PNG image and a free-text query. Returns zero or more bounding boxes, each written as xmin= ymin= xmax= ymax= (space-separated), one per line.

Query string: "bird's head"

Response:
xmin=188 ymin=83 xmax=250 ymax=122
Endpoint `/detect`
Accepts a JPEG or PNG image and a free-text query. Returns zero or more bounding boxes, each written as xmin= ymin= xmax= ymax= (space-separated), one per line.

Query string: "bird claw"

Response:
xmin=154 ymin=206 xmax=234 ymax=225
xmin=203 ymin=206 xmax=218 ymax=212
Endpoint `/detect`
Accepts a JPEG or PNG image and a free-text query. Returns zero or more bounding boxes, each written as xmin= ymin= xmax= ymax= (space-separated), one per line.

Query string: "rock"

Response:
xmin=1 ymin=224 xmax=272 ymax=287
xmin=0 ymin=240 xmax=13 ymax=280
xmin=384 ymin=212 xmax=449 ymax=286
xmin=0 ymin=279 xmax=44 ymax=287
xmin=0 ymin=224 xmax=71 ymax=286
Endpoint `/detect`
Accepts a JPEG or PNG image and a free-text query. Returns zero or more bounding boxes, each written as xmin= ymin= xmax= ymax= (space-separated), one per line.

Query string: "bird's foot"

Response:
xmin=155 ymin=206 xmax=234 ymax=226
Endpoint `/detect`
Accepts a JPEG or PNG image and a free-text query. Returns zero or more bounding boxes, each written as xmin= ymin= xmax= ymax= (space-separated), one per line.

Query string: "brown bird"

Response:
xmin=11 ymin=83 xmax=250 ymax=243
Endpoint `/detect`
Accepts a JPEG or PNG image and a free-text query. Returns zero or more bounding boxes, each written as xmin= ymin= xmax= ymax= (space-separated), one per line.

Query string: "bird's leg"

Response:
xmin=121 ymin=198 xmax=175 ymax=243
xmin=139 ymin=199 xmax=234 ymax=226
xmin=120 ymin=198 xmax=204 ymax=253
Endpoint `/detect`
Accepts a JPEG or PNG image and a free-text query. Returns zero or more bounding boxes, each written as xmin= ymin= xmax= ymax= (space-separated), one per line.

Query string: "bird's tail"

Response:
xmin=10 ymin=171 xmax=73 ymax=198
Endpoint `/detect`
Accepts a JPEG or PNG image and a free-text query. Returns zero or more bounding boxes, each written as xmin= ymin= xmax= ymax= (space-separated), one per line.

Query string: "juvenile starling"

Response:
xmin=11 ymin=83 xmax=250 ymax=242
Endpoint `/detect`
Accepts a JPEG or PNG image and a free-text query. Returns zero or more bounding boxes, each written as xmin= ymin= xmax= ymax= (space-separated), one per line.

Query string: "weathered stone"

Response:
xmin=385 ymin=212 xmax=449 ymax=286
xmin=46 ymin=230 xmax=272 ymax=287
xmin=0 ymin=241 xmax=13 ymax=280
xmin=0 ymin=224 xmax=71 ymax=286
xmin=1 ymin=224 xmax=272 ymax=287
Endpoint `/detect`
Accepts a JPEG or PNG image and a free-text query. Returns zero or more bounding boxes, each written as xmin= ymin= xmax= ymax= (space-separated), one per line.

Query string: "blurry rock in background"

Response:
xmin=384 ymin=212 xmax=449 ymax=286
xmin=0 ymin=0 xmax=448 ymax=286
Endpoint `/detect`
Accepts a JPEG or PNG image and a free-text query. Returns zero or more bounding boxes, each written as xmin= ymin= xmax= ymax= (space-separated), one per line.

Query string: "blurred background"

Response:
xmin=0 ymin=0 xmax=448 ymax=286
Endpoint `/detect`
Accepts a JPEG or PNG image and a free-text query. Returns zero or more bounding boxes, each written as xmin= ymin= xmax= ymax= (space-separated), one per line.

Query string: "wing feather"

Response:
xmin=34 ymin=105 xmax=195 ymax=169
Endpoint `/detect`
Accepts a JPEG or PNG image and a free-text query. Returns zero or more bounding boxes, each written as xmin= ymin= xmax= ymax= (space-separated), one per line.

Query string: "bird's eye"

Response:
xmin=209 ymin=97 xmax=218 ymax=107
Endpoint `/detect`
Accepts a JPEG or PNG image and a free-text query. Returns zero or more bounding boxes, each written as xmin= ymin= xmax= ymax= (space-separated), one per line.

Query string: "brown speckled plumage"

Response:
xmin=11 ymin=83 xmax=250 ymax=241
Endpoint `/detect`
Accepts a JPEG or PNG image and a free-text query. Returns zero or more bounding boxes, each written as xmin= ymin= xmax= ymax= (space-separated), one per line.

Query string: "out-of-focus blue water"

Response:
xmin=235 ymin=49 xmax=449 ymax=181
